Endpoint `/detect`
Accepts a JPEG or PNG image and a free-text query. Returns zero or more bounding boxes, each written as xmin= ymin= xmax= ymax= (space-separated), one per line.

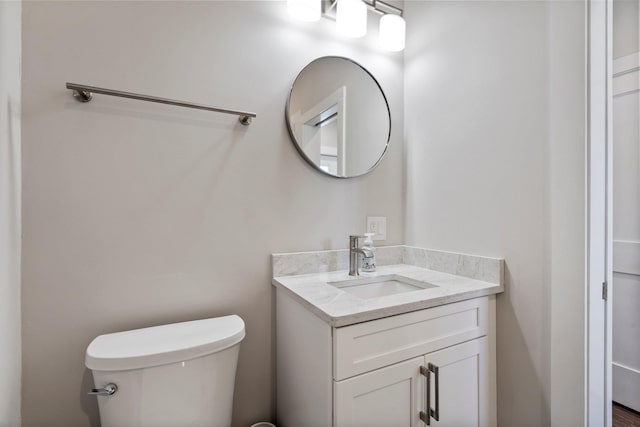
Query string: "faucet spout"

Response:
xmin=353 ymin=247 xmax=374 ymax=258
xmin=348 ymin=235 xmax=373 ymax=276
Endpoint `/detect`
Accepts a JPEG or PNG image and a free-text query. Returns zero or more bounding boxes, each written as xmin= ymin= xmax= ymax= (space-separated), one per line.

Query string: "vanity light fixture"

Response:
xmin=336 ymin=0 xmax=367 ymax=38
xmin=379 ymin=12 xmax=405 ymax=51
xmin=288 ymin=0 xmax=405 ymax=52
xmin=287 ymin=0 xmax=322 ymax=22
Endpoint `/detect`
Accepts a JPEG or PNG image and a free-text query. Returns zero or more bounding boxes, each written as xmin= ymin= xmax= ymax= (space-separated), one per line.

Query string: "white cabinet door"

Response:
xmin=422 ymin=337 xmax=493 ymax=427
xmin=334 ymin=338 xmax=494 ymax=427
xmin=334 ymin=356 xmax=424 ymax=427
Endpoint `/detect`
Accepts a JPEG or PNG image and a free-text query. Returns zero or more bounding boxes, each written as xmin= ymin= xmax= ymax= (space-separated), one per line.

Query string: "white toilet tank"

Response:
xmin=86 ymin=315 xmax=245 ymax=427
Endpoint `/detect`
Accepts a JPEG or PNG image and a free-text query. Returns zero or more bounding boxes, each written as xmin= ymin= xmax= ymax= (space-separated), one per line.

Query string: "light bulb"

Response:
xmin=336 ymin=0 xmax=367 ymax=38
xmin=379 ymin=14 xmax=405 ymax=51
xmin=287 ymin=0 xmax=321 ymax=22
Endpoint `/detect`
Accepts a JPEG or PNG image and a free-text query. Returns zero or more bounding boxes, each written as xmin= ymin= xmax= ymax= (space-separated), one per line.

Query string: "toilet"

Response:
xmin=85 ymin=315 xmax=245 ymax=427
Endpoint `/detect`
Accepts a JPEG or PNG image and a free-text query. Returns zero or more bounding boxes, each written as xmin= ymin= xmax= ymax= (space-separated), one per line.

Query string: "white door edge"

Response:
xmin=586 ymin=0 xmax=613 ymax=426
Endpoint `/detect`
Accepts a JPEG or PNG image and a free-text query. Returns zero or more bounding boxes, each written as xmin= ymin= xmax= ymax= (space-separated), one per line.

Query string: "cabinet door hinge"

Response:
xmin=602 ymin=281 xmax=608 ymax=300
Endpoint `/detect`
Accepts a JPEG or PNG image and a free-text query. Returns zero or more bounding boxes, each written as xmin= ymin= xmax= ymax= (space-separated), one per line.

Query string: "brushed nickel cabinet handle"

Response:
xmin=428 ymin=363 xmax=440 ymax=421
xmin=419 ymin=365 xmax=430 ymax=425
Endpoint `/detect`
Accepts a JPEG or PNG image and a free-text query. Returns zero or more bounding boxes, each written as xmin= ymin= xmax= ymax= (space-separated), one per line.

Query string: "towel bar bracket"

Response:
xmin=72 ymin=89 xmax=93 ymax=103
xmin=238 ymin=115 xmax=252 ymax=126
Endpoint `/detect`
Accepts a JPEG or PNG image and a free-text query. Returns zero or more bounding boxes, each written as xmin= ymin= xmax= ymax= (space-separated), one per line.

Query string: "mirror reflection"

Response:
xmin=286 ymin=57 xmax=391 ymax=178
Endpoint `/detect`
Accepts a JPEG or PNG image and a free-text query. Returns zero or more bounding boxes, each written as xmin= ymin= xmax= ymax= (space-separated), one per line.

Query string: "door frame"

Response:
xmin=586 ymin=0 xmax=613 ymax=425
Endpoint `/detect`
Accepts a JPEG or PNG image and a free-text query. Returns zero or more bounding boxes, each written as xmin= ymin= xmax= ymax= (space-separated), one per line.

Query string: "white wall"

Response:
xmin=404 ymin=1 xmax=585 ymax=425
xmin=613 ymin=0 xmax=639 ymax=59
xmin=547 ymin=3 xmax=587 ymax=423
xmin=0 ymin=0 xmax=22 ymax=425
xmin=20 ymin=1 xmax=404 ymax=426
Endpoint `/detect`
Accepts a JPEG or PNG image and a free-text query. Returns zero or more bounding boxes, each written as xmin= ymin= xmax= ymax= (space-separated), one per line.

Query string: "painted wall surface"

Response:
xmin=546 ymin=3 xmax=587 ymax=423
xmin=613 ymin=0 xmax=639 ymax=59
xmin=0 ymin=0 xmax=22 ymax=425
xmin=21 ymin=2 xmax=404 ymax=426
xmin=404 ymin=2 xmax=585 ymax=426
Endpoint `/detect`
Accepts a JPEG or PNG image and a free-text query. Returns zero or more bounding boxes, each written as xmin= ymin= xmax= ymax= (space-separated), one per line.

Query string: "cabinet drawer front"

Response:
xmin=334 ymin=297 xmax=488 ymax=380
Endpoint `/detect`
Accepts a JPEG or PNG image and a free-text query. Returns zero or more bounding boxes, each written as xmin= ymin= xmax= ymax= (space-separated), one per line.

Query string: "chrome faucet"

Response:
xmin=349 ymin=235 xmax=374 ymax=276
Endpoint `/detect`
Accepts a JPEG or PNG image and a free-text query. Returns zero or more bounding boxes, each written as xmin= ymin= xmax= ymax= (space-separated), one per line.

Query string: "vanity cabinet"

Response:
xmin=334 ymin=337 xmax=490 ymax=427
xmin=276 ymin=291 xmax=497 ymax=427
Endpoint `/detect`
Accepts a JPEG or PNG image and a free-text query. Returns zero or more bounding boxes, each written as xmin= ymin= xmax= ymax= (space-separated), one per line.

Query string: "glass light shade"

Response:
xmin=287 ymin=0 xmax=321 ymax=22
xmin=336 ymin=0 xmax=367 ymax=38
xmin=379 ymin=14 xmax=406 ymax=51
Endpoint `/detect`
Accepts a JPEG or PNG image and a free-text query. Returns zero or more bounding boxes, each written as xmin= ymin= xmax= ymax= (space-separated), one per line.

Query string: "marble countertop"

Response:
xmin=272 ymin=264 xmax=504 ymax=327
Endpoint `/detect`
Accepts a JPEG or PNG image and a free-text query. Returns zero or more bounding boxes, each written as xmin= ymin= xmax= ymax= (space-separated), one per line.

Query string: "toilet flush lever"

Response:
xmin=88 ymin=383 xmax=118 ymax=396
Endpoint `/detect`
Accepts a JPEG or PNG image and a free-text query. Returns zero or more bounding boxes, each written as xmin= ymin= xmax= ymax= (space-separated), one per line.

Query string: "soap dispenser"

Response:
xmin=361 ymin=233 xmax=377 ymax=272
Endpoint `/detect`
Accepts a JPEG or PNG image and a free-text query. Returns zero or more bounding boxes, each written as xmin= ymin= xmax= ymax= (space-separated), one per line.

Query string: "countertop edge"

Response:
xmin=272 ymin=275 xmax=504 ymax=327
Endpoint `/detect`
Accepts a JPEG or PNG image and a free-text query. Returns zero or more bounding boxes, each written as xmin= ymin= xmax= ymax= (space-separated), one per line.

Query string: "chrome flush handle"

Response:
xmin=88 ymin=383 xmax=118 ymax=396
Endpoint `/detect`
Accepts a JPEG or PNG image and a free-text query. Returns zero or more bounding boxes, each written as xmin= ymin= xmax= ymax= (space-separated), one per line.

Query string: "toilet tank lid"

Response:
xmin=85 ymin=315 xmax=245 ymax=371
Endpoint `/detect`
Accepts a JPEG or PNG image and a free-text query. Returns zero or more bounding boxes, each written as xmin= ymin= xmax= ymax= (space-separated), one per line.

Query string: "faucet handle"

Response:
xmin=349 ymin=235 xmax=365 ymax=247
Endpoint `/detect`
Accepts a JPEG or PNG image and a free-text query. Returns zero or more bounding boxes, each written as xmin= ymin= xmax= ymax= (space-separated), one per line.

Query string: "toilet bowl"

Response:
xmin=85 ymin=315 xmax=245 ymax=427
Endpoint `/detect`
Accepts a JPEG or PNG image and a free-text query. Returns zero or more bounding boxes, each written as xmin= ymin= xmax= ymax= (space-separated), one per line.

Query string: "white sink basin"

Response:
xmin=329 ymin=274 xmax=437 ymax=299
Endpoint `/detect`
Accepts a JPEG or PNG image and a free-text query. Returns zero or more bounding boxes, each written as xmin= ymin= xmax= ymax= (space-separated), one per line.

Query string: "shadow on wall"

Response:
xmin=6 ymin=100 xmax=19 ymax=239
xmin=496 ymin=264 xmax=551 ymax=426
xmin=80 ymin=368 xmax=100 ymax=427
xmin=2 ymin=96 xmax=22 ymax=425
xmin=64 ymin=98 xmax=253 ymax=132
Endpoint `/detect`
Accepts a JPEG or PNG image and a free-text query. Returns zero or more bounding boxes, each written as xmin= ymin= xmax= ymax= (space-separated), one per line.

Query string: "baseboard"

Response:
xmin=613 ymin=362 xmax=640 ymax=412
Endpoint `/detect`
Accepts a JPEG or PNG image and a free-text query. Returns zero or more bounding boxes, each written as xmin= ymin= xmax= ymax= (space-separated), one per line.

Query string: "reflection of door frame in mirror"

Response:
xmin=295 ymin=86 xmax=347 ymax=176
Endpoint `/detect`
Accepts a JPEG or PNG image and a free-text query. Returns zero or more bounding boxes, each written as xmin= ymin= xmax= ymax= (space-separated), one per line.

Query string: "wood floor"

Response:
xmin=614 ymin=402 xmax=640 ymax=427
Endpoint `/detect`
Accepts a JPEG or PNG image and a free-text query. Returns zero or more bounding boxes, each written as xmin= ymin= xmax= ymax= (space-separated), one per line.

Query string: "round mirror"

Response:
xmin=285 ymin=56 xmax=391 ymax=178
